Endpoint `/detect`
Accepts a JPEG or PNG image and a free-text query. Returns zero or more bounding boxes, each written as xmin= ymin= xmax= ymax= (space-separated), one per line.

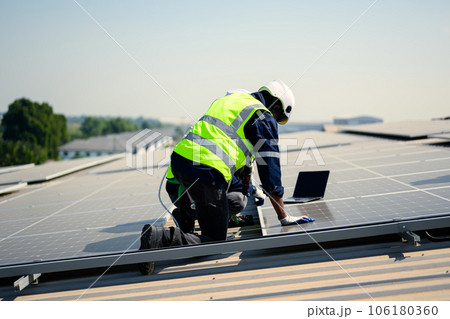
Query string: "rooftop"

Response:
xmin=58 ymin=128 xmax=176 ymax=153
xmin=0 ymin=120 xmax=449 ymax=302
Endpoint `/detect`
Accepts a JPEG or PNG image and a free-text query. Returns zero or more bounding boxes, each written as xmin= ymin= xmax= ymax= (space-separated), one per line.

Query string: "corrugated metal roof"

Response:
xmin=1 ymin=238 xmax=449 ymax=301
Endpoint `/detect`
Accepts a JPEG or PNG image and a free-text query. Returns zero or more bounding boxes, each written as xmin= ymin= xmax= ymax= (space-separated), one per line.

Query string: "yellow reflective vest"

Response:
xmin=168 ymin=93 xmax=269 ymax=182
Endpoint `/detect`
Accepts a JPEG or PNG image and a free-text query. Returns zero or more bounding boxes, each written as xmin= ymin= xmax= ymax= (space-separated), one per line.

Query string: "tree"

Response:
xmin=0 ymin=138 xmax=47 ymax=166
xmin=80 ymin=116 xmax=139 ymax=137
xmin=49 ymin=114 xmax=68 ymax=158
xmin=1 ymin=98 xmax=67 ymax=165
xmin=104 ymin=117 xmax=138 ymax=134
xmin=80 ymin=116 xmax=106 ymax=137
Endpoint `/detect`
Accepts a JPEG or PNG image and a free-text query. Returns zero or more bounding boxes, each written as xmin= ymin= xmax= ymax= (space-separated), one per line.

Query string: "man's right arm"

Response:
xmin=268 ymin=193 xmax=288 ymax=219
xmin=245 ymin=112 xmax=315 ymax=226
xmin=245 ymin=112 xmax=284 ymax=198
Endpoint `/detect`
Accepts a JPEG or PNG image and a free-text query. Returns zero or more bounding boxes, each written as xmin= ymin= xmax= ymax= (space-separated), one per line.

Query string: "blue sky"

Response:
xmin=1 ymin=0 xmax=449 ymax=122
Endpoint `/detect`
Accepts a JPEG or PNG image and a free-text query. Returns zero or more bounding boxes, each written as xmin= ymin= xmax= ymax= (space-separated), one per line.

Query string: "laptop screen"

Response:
xmin=293 ymin=171 xmax=330 ymax=198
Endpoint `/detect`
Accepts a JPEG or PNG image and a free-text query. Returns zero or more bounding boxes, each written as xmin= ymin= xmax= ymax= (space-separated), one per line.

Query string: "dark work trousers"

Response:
xmin=167 ymin=181 xmax=247 ymax=233
xmin=172 ymin=169 xmax=230 ymax=244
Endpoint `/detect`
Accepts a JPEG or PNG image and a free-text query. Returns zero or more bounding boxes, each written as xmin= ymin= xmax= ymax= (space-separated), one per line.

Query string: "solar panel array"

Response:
xmin=0 ymin=154 xmax=124 ymax=186
xmin=0 ymin=164 xmax=35 ymax=175
xmin=258 ymin=135 xmax=450 ymax=236
xmin=0 ymin=183 xmax=27 ymax=196
xmin=278 ymin=131 xmax=371 ymax=149
xmin=0 ymin=157 xmax=172 ymax=267
xmin=1 ymin=129 xmax=450 ymax=277
xmin=342 ymin=120 xmax=450 ymax=139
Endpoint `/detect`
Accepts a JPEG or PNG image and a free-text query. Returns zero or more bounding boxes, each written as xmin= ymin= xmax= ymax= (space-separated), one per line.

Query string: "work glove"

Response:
xmin=249 ymin=185 xmax=266 ymax=206
xmin=279 ymin=215 xmax=315 ymax=226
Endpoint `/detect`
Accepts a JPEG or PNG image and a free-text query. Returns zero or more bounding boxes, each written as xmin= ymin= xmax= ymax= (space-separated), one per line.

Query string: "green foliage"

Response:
xmin=0 ymin=138 xmax=48 ymax=165
xmin=0 ymin=98 xmax=67 ymax=166
xmin=104 ymin=117 xmax=139 ymax=134
xmin=80 ymin=116 xmax=140 ymax=137
xmin=69 ymin=116 xmax=163 ymax=139
xmin=67 ymin=122 xmax=83 ymax=141
xmin=80 ymin=116 xmax=107 ymax=137
xmin=136 ymin=116 xmax=163 ymax=130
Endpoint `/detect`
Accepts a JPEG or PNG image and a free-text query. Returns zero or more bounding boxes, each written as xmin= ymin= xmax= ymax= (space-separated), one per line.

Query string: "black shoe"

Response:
xmin=138 ymin=224 xmax=155 ymax=275
xmin=138 ymin=258 xmax=154 ymax=275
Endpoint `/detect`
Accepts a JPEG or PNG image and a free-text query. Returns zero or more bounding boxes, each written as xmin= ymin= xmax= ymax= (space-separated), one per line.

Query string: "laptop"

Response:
xmin=283 ymin=171 xmax=330 ymax=204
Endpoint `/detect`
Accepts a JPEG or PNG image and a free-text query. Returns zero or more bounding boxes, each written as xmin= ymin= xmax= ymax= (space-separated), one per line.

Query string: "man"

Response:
xmin=166 ymin=171 xmax=261 ymax=233
xmin=138 ymin=80 xmax=313 ymax=275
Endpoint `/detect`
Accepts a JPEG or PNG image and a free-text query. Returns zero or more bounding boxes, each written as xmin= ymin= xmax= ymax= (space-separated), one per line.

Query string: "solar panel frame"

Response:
xmin=0 ymin=164 xmax=35 ymax=175
xmin=0 ymin=183 xmax=27 ymax=195
xmin=0 ymin=154 xmax=124 ymax=185
xmin=430 ymin=133 xmax=450 ymax=140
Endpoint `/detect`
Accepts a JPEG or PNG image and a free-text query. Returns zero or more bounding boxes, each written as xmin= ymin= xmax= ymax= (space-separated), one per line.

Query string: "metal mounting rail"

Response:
xmin=1 ymin=215 xmax=449 ymax=280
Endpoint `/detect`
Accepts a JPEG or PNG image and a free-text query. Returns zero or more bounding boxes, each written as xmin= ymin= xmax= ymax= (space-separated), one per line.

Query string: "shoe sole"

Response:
xmin=138 ymin=224 xmax=155 ymax=275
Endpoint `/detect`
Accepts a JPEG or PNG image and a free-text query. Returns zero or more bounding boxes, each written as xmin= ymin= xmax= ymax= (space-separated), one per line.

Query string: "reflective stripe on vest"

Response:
xmin=173 ymin=93 xmax=269 ymax=182
xmin=198 ymin=115 xmax=252 ymax=165
xmin=184 ymin=131 xmax=238 ymax=174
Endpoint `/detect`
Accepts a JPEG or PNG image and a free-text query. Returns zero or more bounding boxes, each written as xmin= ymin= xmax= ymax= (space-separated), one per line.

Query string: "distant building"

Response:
xmin=277 ymin=122 xmax=326 ymax=134
xmin=58 ymin=129 xmax=174 ymax=160
xmin=333 ymin=115 xmax=383 ymax=126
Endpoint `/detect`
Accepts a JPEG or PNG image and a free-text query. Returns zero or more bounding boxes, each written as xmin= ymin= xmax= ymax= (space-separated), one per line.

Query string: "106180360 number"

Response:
xmin=368 ymin=305 xmax=439 ymax=316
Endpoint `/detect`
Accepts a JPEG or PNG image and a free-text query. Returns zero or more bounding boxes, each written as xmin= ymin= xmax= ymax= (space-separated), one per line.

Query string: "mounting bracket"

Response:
xmin=14 ymin=273 xmax=41 ymax=292
xmin=402 ymin=231 xmax=421 ymax=246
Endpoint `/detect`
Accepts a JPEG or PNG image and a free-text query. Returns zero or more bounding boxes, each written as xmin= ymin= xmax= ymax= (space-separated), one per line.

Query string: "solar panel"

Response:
xmin=0 ymin=157 xmax=172 ymax=267
xmin=430 ymin=133 xmax=450 ymax=141
xmin=0 ymin=183 xmax=27 ymax=195
xmin=427 ymin=187 xmax=450 ymax=200
xmin=342 ymin=120 xmax=450 ymax=139
xmin=261 ymin=191 xmax=450 ymax=236
xmin=0 ymin=164 xmax=35 ymax=175
xmin=257 ymin=138 xmax=450 ymax=236
xmin=279 ymin=130 xmax=369 ymax=150
xmin=0 ymin=154 xmax=124 ymax=185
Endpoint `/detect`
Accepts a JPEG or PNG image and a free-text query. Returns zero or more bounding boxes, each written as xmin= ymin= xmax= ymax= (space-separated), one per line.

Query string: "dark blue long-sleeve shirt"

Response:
xmin=244 ymin=110 xmax=284 ymax=197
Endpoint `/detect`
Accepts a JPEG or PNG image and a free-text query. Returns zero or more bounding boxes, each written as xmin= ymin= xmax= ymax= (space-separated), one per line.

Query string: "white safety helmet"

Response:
xmin=258 ymin=80 xmax=294 ymax=124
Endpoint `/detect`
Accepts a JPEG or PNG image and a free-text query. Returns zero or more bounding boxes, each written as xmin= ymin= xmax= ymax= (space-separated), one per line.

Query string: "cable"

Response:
xmin=157 ymin=126 xmax=194 ymax=228
xmin=424 ymin=230 xmax=450 ymax=242
xmin=158 ymin=165 xmax=180 ymax=228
